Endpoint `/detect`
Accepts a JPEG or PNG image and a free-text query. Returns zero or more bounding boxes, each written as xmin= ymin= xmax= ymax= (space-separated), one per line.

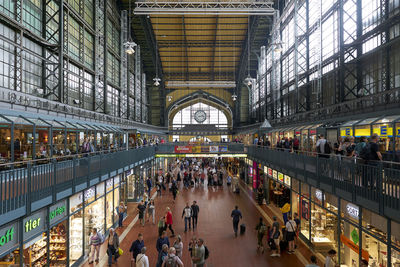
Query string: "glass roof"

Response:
xmin=374 ymin=115 xmax=400 ymax=124
xmin=356 ymin=117 xmax=380 ymax=126
xmin=341 ymin=120 xmax=361 ymax=127
xmin=4 ymin=116 xmax=33 ymax=125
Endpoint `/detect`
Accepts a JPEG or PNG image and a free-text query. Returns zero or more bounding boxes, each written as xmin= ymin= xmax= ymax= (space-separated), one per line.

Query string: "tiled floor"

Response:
xmin=81 ymin=181 xmax=308 ymax=267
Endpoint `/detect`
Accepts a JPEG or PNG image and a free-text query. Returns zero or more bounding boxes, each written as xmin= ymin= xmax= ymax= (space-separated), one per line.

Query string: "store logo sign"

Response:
xmin=0 ymin=227 xmax=14 ymax=247
xmin=49 ymin=205 xmax=66 ymax=222
xmin=25 ymin=218 xmax=41 ymax=233
xmin=380 ymin=126 xmax=387 ymax=136
xmin=345 ymin=128 xmax=351 ymax=136
xmin=346 ymin=203 xmax=359 ymax=219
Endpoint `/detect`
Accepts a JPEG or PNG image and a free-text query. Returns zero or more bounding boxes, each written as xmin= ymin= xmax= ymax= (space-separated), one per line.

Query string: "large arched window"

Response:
xmin=172 ymin=102 xmax=228 ymax=129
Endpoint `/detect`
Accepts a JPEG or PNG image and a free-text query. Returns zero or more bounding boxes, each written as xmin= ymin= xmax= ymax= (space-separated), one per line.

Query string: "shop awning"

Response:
xmin=341 ymin=120 xmax=361 ymax=127
xmin=4 ymin=115 xmax=33 ymax=126
xmin=355 ymin=117 xmax=380 ymax=126
xmin=373 ymin=115 xmax=400 ymax=124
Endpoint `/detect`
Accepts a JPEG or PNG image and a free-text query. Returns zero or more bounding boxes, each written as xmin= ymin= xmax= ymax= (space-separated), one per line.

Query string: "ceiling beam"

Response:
xmin=211 ymin=16 xmax=219 ymax=80
xmin=182 ymin=16 xmax=189 ymax=80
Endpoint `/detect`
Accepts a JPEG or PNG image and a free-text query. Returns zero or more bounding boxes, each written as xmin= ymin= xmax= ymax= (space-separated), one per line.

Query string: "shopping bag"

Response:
xmin=118 ymin=247 xmax=124 ymax=256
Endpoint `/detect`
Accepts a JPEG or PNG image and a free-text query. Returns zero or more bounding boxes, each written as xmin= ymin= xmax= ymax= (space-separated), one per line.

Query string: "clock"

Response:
xmin=194 ymin=110 xmax=207 ymax=123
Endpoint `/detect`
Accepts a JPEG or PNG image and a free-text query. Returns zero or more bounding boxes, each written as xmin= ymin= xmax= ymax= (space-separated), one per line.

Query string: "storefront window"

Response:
xmin=106 ymin=191 xmax=113 ymax=229
xmin=362 ymin=231 xmax=387 ymax=266
xmin=23 ymin=233 xmax=48 ymax=266
xmin=70 ymin=211 xmax=83 ymax=266
xmin=340 ymin=220 xmax=359 ymax=267
xmin=84 ymin=197 xmax=105 ymax=254
xmin=311 ymin=201 xmax=338 ymax=255
xmin=49 ymin=221 xmax=67 ymax=266
xmin=300 ymin=183 xmax=310 ymax=240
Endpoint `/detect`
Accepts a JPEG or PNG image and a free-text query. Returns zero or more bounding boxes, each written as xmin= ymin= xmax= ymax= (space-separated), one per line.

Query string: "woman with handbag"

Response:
xmin=107 ymin=228 xmax=120 ymax=266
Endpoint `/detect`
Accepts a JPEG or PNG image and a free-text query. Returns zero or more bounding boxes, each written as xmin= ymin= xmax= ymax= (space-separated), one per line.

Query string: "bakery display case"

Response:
xmin=49 ymin=222 xmax=67 ymax=267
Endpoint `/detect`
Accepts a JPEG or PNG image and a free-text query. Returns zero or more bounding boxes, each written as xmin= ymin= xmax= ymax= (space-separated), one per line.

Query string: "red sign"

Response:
xmin=268 ymin=168 xmax=272 ymax=176
xmin=309 ymin=129 xmax=316 ymax=134
xmin=295 ymin=131 xmax=301 ymax=135
xmin=174 ymin=146 xmax=192 ymax=153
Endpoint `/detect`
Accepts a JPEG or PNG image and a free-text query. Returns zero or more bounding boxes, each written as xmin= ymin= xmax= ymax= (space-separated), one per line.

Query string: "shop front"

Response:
xmin=262 ymin=164 xmax=399 ymax=266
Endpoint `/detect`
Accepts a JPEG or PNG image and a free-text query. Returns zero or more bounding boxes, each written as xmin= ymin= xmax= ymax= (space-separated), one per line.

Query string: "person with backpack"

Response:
xmin=285 ymin=215 xmax=297 ymax=254
xmin=354 ymin=136 xmax=367 ymax=158
xmin=137 ymin=200 xmax=147 ymax=227
xmin=316 ymin=134 xmax=331 ymax=158
xmin=270 ymin=216 xmax=281 ymax=257
xmin=255 ymin=217 xmax=267 ymax=253
xmin=162 ymin=247 xmax=184 ymax=267
xmin=192 ymin=238 xmax=206 ymax=267
xmin=88 ymin=228 xmax=104 ymax=264
xmin=231 ymin=205 xmax=242 ymax=237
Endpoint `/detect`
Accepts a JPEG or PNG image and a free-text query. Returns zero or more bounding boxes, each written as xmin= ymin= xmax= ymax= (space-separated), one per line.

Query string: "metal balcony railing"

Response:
xmin=0 ymin=146 xmax=155 ymax=226
xmin=246 ymin=145 xmax=400 ymax=222
xmin=155 ymin=142 xmax=245 ymax=153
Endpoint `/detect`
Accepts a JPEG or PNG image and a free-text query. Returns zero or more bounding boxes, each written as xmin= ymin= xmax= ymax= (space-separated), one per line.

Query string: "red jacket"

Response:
xmin=166 ymin=211 xmax=173 ymax=225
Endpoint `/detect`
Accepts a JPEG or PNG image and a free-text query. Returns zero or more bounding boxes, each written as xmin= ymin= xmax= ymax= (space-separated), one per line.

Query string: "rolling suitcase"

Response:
xmin=240 ymin=224 xmax=246 ymax=235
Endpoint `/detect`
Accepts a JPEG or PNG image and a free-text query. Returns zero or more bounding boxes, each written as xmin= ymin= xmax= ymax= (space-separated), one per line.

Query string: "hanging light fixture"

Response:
xmin=153 ymin=15 xmax=161 ymax=86
xmin=244 ymin=15 xmax=253 ymax=87
xmin=231 ymin=93 xmax=237 ymax=101
xmin=125 ymin=0 xmax=137 ymax=55
xmin=167 ymin=95 xmax=173 ymax=102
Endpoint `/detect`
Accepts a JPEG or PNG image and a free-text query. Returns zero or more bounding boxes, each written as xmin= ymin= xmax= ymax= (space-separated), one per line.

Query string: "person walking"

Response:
xmin=158 ymin=216 xmax=166 ymax=237
xmin=182 ymin=202 xmax=193 ymax=232
xmin=255 ymin=217 xmax=267 ymax=253
xmin=88 ymin=228 xmax=103 ymax=264
xmin=171 ymin=181 xmax=178 ymax=202
xmin=156 ymin=231 xmax=170 ymax=253
xmin=173 ymin=235 xmax=183 ymax=259
xmin=191 ymin=201 xmax=200 ymax=229
xmin=270 ymin=216 xmax=281 ymax=257
xmin=305 ymin=255 xmax=319 ymax=267
xmin=130 ymin=233 xmax=144 ymax=263
xmin=166 ymin=207 xmax=175 ymax=237
xmin=162 ymin=247 xmax=184 ymax=267
xmin=117 ymin=201 xmax=126 ymax=228
xmin=192 ymin=238 xmax=206 ymax=267
xmin=285 ymin=214 xmax=297 ymax=254
xmin=146 ymin=177 xmax=152 ymax=197
xmin=136 ymin=247 xmax=149 ymax=267
xmin=147 ymin=200 xmax=156 ymax=224
xmin=156 ymin=244 xmax=169 ymax=267
xmin=231 ymin=205 xmax=242 ymax=237
xmin=138 ymin=200 xmax=147 ymax=226
xmin=188 ymin=236 xmax=198 ymax=267
xmin=106 ymin=228 xmax=119 ymax=266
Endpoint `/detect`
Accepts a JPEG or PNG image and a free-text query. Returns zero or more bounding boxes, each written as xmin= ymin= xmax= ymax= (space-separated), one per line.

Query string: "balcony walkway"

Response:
xmin=81 ymin=178 xmax=311 ymax=267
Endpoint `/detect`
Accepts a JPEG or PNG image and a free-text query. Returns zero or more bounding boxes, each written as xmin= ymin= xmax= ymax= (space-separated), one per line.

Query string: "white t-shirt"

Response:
xmin=136 ymin=253 xmax=149 ymax=267
xmin=285 ymin=220 xmax=297 ymax=232
xmin=316 ymin=139 xmax=327 ymax=153
xmin=325 ymin=256 xmax=335 ymax=267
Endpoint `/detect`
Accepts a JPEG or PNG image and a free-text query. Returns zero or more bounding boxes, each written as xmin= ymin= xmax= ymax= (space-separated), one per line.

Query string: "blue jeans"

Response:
xmin=118 ymin=212 xmax=124 ymax=227
xmin=184 ymin=217 xmax=191 ymax=231
xmin=107 ymin=245 xmax=118 ymax=265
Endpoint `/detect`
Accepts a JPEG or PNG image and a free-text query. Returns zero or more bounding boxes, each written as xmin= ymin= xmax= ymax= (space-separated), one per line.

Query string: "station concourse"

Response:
xmin=0 ymin=0 xmax=399 ymax=266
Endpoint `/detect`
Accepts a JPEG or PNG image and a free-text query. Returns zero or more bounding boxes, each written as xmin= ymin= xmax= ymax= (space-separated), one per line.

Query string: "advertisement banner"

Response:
xmin=272 ymin=170 xmax=277 ymax=180
xmin=268 ymin=168 xmax=272 ymax=177
xmin=340 ymin=235 xmax=370 ymax=261
xmin=192 ymin=146 xmax=201 ymax=153
xmin=201 ymin=146 xmax=209 ymax=153
xmin=174 ymin=146 xmax=192 ymax=153
xmin=209 ymin=146 xmax=219 ymax=152
xmin=301 ymin=199 xmax=309 ymax=221
xmin=219 ymin=145 xmax=228 ymax=152
xmin=278 ymin=172 xmax=284 ymax=183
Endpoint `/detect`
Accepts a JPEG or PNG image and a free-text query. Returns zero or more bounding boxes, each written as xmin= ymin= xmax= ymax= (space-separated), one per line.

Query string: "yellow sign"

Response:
xmin=354 ymin=128 xmax=371 ymax=137
xmin=278 ymin=172 xmax=284 ymax=182
xmin=280 ymin=203 xmax=291 ymax=213
xmin=340 ymin=127 xmax=353 ymax=137
xmin=373 ymin=125 xmax=393 ymax=137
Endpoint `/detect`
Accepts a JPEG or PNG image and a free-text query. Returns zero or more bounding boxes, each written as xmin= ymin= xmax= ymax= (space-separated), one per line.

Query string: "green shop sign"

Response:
xmin=49 ymin=200 xmax=67 ymax=224
xmin=23 ymin=210 xmax=46 ymax=240
xmin=0 ymin=222 xmax=19 ymax=257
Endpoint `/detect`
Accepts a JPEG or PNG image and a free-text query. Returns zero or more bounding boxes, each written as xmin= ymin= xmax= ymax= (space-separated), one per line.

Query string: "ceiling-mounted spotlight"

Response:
xmin=232 ymin=93 xmax=237 ymax=101
xmin=153 ymin=77 xmax=161 ymax=86
xmin=167 ymin=95 xmax=173 ymax=102
xmin=124 ymin=41 xmax=137 ymax=55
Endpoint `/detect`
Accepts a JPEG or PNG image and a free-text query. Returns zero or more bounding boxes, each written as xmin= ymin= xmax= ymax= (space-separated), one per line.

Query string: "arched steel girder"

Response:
xmin=167 ymin=91 xmax=233 ymax=128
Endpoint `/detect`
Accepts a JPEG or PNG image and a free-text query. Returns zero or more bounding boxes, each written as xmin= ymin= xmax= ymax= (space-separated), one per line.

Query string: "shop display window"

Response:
xmin=0 ymin=249 xmax=21 ymax=265
xmin=310 ymin=202 xmax=338 ymax=255
xmin=391 ymin=220 xmax=400 ymax=266
xmin=70 ymin=193 xmax=83 ymax=213
xmin=49 ymin=222 xmax=67 ymax=267
xmin=23 ymin=233 xmax=48 ymax=267
xmin=324 ymin=193 xmax=338 ymax=214
xmin=292 ymin=178 xmax=299 ymax=193
xmin=340 ymin=220 xmax=359 ymax=267
xmin=362 ymin=231 xmax=387 ymax=266
xmin=106 ymin=191 xmax=113 ymax=229
xmin=300 ymin=196 xmax=310 ymax=240
xmin=69 ymin=211 xmax=83 ymax=266
xmin=127 ymin=173 xmax=136 ymax=199
xmin=96 ymin=182 xmax=105 ymax=199
xmin=362 ymin=209 xmax=387 ymax=241
xmin=84 ymin=197 xmax=105 ymax=254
